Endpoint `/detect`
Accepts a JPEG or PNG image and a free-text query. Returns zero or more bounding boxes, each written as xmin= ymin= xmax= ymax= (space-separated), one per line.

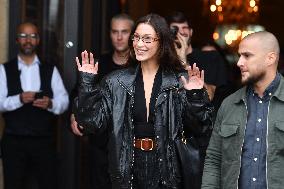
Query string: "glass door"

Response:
xmin=7 ymin=0 xmax=123 ymax=188
xmin=8 ymin=0 xmax=80 ymax=189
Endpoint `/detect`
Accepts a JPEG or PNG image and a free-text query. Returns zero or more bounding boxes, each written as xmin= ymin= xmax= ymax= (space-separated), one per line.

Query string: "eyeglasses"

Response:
xmin=131 ymin=34 xmax=159 ymax=43
xmin=17 ymin=33 xmax=38 ymax=39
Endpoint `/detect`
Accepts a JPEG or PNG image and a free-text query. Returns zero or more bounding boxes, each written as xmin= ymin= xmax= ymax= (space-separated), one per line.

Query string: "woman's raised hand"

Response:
xmin=180 ymin=63 xmax=204 ymax=90
xmin=76 ymin=51 xmax=98 ymax=74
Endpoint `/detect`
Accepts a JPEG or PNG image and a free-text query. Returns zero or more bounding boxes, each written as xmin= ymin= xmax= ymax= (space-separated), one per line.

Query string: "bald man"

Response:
xmin=0 ymin=22 xmax=69 ymax=189
xmin=202 ymin=31 xmax=284 ymax=189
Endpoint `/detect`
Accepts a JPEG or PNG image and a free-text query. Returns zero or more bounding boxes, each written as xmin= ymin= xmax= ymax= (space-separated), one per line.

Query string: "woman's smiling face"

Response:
xmin=132 ymin=23 xmax=160 ymax=63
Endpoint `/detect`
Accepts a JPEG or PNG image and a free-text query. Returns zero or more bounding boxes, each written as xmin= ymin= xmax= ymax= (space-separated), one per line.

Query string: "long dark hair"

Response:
xmin=128 ymin=13 xmax=183 ymax=71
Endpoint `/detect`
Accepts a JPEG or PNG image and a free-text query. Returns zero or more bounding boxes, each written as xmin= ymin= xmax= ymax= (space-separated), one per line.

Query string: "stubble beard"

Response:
xmin=241 ymin=70 xmax=266 ymax=86
xmin=19 ymin=43 xmax=37 ymax=56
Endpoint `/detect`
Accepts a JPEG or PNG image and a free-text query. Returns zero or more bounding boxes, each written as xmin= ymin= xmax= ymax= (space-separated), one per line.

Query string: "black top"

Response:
xmin=133 ymin=66 xmax=162 ymax=138
xmin=187 ymin=49 xmax=228 ymax=87
xmin=98 ymin=51 xmax=127 ymax=81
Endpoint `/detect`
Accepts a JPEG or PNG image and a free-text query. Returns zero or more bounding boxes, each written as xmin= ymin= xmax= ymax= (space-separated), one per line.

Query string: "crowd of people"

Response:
xmin=0 ymin=9 xmax=283 ymax=189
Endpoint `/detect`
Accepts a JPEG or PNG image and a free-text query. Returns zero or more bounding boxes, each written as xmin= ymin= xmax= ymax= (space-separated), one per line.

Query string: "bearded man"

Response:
xmin=202 ymin=31 xmax=284 ymax=189
xmin=0 ymin=22 xmax=69 ymax=189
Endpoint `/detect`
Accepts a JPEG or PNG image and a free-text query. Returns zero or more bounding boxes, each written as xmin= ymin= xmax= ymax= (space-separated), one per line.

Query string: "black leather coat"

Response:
xmin=75 ymin=65 xmax=214 ymax=189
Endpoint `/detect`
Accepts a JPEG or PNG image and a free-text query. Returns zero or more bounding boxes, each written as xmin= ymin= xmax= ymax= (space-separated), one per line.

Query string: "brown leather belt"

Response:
xmin=134 ymin=138 xmax=156 ymax=151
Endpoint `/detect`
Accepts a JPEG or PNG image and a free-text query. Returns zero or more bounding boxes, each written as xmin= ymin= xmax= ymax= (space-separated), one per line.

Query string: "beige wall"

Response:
xmin=0 ymin=0 xmax=8 ymax=131
xmin=0 ymin=0 xmax=9 ymax=187
xmin=0 ymin=0 xmax=8 ymax=128
xmin=0 ymin=1 xmax=8 ymax=186
xmin=0 ymin=0 xmax=8 ymax=63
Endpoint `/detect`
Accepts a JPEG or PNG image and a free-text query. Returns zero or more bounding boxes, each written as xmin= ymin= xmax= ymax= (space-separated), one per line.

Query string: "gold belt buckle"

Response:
xmin=140 ymin=138 xmax=153 ymax=151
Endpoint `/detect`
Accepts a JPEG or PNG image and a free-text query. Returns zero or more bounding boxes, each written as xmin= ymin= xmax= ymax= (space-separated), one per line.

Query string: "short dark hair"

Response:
xmin=128 ymin=13 xmax=183 ymax=71
xmin=111 ymin=13 xmax=134 ymax=28
xmin=166 ymin=11 xmax=192 ymax=28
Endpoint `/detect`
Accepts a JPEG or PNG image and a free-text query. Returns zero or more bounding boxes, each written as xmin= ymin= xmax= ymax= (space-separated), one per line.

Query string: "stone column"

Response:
xmin=0 ymin=0 xmax=8 ymax=63
xmin=0 ymin=1 xmax=8 ymax=189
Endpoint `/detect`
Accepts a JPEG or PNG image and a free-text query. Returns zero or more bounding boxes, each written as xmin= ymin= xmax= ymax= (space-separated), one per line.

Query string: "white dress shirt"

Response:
xmin=0 ymin=55 xmax=69 ymax=115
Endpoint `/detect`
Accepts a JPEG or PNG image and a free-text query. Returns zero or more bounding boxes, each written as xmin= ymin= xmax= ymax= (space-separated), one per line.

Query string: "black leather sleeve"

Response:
xmin=74 ymin=71 xmax=112 ymax=134
xmin=183 ymin=88 xmax=214 ymax=136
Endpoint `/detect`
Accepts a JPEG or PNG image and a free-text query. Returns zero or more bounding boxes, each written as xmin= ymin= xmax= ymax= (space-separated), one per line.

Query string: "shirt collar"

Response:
xmin=248 ymin=73 xmax=281 ymax=98
xmin=17 ymin=55 xmax=40 ymax=69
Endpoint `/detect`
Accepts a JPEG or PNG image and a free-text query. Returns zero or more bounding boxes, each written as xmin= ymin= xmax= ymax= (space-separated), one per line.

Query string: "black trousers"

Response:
xmin=133 ymin=148 xmax=182 ymax=189
xmin=1 ymin=134 xmax=57 ymax=189
xmin=89 ymin=133 xmax=111 ymax=189
xmin=133 ymin=148 xmax=161 ymax=189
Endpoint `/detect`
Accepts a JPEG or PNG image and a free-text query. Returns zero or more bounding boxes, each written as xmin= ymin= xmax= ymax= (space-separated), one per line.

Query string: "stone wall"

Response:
xmin=0 ymin=0 xmax=8 ymax=63
xmin=0 ymin=0 xmax=8 ymax=133
xmin=0 ymin=0 xmax=8 ymax=188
